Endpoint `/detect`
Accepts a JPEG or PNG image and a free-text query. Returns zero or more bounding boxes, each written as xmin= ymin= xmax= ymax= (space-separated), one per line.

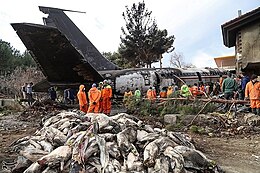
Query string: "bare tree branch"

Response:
xmin=170 ymin=52 xmax=196 ymax=68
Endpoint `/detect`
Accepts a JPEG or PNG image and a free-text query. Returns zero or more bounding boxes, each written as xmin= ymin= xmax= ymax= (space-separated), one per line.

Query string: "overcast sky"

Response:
xmin=0 ymin=0 xmax=259 ymax=68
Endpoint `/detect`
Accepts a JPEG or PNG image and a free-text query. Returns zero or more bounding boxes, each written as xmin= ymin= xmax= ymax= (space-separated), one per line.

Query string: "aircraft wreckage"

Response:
xmin=11 ymin=6 xmax=226 ymax=95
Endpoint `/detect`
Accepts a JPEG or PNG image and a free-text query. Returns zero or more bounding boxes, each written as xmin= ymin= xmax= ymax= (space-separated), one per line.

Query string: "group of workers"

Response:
xmin=76 ymin=72 xmax=259 ymax=116
xmin=77 ymin=80 xmax=112 ymax=115
xmin=220 ymin=72 xmax=260 ymax=115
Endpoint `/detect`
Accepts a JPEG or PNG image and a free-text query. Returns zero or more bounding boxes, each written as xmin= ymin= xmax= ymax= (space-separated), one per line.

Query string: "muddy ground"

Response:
xmin=0 ymin=108 xmax=260 ymax=173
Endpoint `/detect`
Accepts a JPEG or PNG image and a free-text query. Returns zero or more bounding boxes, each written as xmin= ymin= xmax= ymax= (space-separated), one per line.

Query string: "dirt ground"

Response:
xmin=0 ymin=109 xmax=260 ymax=173
xmin=194 ymin=135 xmax=260 ymax=173
xmin=0 ymin=112 xmax=39 ymax=170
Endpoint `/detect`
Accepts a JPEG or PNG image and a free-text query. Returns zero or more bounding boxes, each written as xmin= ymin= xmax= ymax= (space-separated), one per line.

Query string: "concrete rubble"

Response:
xmin=2 ymin=111 xmax=223 ymax=173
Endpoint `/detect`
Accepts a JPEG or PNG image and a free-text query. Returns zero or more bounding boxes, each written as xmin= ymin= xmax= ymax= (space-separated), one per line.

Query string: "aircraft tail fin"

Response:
xmin=39 ymin=6 xmax=119 ymax=71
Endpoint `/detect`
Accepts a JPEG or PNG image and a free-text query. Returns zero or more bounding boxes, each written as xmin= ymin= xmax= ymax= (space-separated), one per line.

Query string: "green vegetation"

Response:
xmin=125 ymin=97 xmax=217 ymax=117
xmin=119 ymin=1 xmax=175 ymax=68
xmin=102 ymin=51 xmax=132 ymax=69
xmin=0 ymin=39 xmax=36 ymax=75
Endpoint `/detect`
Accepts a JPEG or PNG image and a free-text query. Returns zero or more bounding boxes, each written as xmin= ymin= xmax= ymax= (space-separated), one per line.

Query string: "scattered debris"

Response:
xmin=3 ymin=111 xmax=223 ymax=172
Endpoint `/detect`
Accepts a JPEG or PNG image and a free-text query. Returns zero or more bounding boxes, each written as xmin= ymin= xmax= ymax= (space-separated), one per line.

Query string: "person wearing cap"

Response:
xmin=245 ymin=74 xmax=260 ymax=115
xmin=87 ymin=83 xmax=101 ymax=113
xmin=102 ymin=80 xmax=113 ymax=115
xmin=77 ymin=84 xmax=88 ymax=113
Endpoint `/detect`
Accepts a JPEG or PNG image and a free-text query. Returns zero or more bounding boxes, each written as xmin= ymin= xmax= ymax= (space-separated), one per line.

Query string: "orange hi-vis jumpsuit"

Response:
xmin=245 ymin=81 xmax=260 ymax=109
xmin=166 ymin=87 xmax=173 ymax=98
xmin=191 ymin=86 xmax=199 ymax=97
xmin=199 ymin=85 xmax=205 ymax=95
xmin=87 ymin=87 xmax=101 ymax=113
xmin=147 ymin=89 xmax=156 ymax=100
xmin=160 ymin=91 xmax=167 ymax=98
xmin=98 ymin=86 xmax=103 ymax=113
xmin=102 ymin=85 xmax=112 ymax=115
xmin=77 ymin=85 xmax=88 ymax=113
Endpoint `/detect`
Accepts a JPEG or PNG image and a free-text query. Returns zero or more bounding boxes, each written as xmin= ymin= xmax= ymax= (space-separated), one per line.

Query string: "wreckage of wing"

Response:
xmin=11 ymin=23 xmax=103 ymax=86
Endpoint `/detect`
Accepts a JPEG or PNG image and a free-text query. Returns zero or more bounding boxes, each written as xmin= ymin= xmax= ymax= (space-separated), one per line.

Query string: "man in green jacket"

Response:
xmin=134 ymin=88 xmax=141 ymax=101
xmin=222 ymin=72 xmax=237 ymax=100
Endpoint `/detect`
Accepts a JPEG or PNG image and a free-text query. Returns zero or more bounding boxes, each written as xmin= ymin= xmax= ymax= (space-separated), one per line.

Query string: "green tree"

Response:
xmin=103 ymin=51 xmax=132 ymax=69
xmin=120 ymin=1 xmax=175 ymax=68
xmin=0 ymin=40 xmax=14 ymax=73
xmin=0 ymin=39 xmax=36 ymax=74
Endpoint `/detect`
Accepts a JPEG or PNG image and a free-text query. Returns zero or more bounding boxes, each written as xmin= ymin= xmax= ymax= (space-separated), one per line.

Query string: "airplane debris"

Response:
xmin=4 ymin=111 xmax=223 ymax=173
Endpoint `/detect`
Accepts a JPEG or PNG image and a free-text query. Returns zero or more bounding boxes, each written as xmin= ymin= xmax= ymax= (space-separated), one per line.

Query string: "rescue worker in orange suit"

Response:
xmin=123 ymin=88 xmax=133 ymax=107
xmin=102 ymin=80 xmax=113 ymax=115
xmin=199 ymin=82 xmax=205 ymax=96
xmin=98 ymin=82 xmax=103 ymax=113
xmin=147 ymin=86 xmax=156 ymax=100
xmin=191 ymin=83 xmax=199 ymax=97
xmin=87 ymin=83 xmax=101 ymax=113
xmin=77 ymin=84 xmax=88 ymax=113
xmin=245 ymin=74 xmax=260 ymax=115
xmin=160 ymin=87 xmax=167 ymax=98
xmin=166 ymin=86 xmax=173 ymax=98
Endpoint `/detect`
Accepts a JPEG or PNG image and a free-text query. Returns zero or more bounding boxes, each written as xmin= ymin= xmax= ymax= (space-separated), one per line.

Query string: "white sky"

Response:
xmin=0 ymin=0 xmax=259 ymax=68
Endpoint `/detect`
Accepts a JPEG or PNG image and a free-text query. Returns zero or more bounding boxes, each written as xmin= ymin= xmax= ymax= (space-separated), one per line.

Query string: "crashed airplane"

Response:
xmin=11 ymin=6 xmax=226 ymax=95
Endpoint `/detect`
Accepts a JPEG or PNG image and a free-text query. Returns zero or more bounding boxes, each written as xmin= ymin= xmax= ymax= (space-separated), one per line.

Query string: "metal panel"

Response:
xmin=39 ymin=6 xmax=119 ymax=71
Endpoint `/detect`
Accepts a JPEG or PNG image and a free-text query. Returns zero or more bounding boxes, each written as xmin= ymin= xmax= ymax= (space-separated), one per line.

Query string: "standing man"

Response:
xmin=77 ymin=85 xmax=88 ymax=113
xmin=166 ymin=86 xmax=173 ymax=98
xmin=102 ymin=80 xmax=112 ymax=115
xmin=48 ymin=87 xmax=57 ymax=101
xmin=26 ymin=82 xmax=33 ymax=106
xmin=147 ymin=86 xmax=156 ymax=100
xmin=21 ymin=83 xmax=27 ymax=99
xmin=181 ymin=84 xmax=191 ymax=98
xmin=245 ymin=74 xmax=260 ymax=115
xmin=159 ymin=87 xmax=167 ymax=98
xmin=222 ymin=72 xmax=237 ymax=100
xmin=88 ymin=83 xmax=101 ymax=113
xmin=68 ymin=88 xmax=76 ymax=104
xmin=240 ymin=72 xmax=250 ymax=100
xmin=191 ymin=83 xmax=199 ymax=97
xmin=123 ymin=88 xmax=133 ymax=106
xmin=134 ymin=88 xmax=141 ymax=101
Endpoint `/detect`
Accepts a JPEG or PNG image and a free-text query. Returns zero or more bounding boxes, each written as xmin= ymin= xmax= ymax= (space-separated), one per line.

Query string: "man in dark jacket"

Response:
xmin=240 ymin=72 xmax=250 ymax=100
xmin=222 ymin=72 xmax=237 ymax=100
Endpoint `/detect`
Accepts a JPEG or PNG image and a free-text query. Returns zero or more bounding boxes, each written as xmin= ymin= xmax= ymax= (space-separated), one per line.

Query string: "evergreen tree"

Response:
xmin=120 ymin=1 xmax=175 ymax=68
xmin=0 ymin=39 xmax=36 ymax=74
xmin=103 ymin=51 xmax=132 ymax=69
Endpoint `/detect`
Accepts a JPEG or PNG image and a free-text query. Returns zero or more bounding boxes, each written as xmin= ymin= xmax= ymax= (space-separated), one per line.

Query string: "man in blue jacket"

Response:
xmin=240 ymin=72 xmax=250 ymax=100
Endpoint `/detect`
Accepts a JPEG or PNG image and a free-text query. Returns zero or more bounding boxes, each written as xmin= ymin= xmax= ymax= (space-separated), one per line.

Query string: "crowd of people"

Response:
xmin=25 ymin=71 xmax=259 ymax=116
xmin=122 ymin=72 xmax=259 ymax=115
xmin=77 ymin=80 xmax=112 ymax=115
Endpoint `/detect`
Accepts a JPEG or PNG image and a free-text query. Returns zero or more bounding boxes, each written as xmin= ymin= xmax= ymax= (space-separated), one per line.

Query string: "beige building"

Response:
xmin=214 ymin=55 xmax=236 ymax=72
xmin=221 ymin=7 xmax=260 ymax=75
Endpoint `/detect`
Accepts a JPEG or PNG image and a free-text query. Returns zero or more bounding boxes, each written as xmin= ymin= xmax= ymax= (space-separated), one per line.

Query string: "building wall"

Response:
xmin=236 ymin=21 xmax=260 ymax=74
